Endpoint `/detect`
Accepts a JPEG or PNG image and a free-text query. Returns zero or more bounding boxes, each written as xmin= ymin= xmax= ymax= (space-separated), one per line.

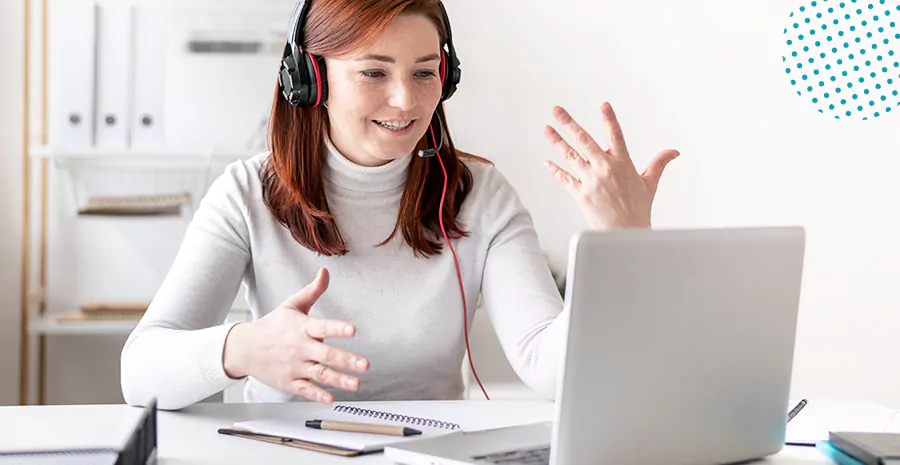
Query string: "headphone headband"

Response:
xmin=437 ymin=2 xmax=456 ymax=65
xmin=279 ymin=0 xmax=460 ymax=107
xmin=436 ymin=1 xmax=460 ymax=101
xmin=285 ymin=0 xmax=311 ymax=58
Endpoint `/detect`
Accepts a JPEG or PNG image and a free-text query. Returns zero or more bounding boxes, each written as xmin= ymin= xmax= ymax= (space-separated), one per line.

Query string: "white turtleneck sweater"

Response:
xmin=120 ymin=139 xmax=569 ymax=410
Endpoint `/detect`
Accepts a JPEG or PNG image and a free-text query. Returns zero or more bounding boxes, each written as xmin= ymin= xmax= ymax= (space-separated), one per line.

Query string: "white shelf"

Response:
xmin=28 ymin=145 xmax=256 ymax=161
xmin=28 ymin=309 xmax=251 ymax=336
xmin=29 ymin=316 xmax=141 ymax=336
xmin=27 ymin=145 xmax=259 ymax=217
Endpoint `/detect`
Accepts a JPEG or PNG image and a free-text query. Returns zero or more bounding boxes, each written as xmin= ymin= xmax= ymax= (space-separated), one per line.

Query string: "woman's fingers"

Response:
xmin=552 ymin=106 xmax=607 ymax=163
xmin=279 ymin=268 xmax=330 ymax=314
xmin=309 ymin=340 xmax=369 ymax=373
xmin=287 ymin=378 xmax=334 ymax=404
xmin=600 ymin=102 xmax=630 ymax=158
xmin=544 ymin=126 xmax=590 ymax=180
xmin=543 ymin=161 xmax=582 ymax=198
xmin=303 ymin=361 xmax=360 ymax=392
xmin=543 ymin=121 xmax=586 ymax=196
xmin=641 ymin=149 xmax=681 ymax=198
xmin=303 ymin=317 xmax=356 ymax=340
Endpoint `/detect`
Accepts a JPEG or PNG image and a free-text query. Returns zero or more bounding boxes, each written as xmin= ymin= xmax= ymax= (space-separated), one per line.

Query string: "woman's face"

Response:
xmin=324 ymin=13 xmax=444 ymax=167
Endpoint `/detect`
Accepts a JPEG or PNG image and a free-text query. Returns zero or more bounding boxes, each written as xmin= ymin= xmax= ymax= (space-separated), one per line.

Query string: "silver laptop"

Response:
xmin=385 ymin=227 xmax=806 ymax=465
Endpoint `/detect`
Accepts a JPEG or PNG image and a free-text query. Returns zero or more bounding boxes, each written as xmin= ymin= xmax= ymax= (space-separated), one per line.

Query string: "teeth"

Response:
xmin=376 ymin=120 xmax=413 ymax=130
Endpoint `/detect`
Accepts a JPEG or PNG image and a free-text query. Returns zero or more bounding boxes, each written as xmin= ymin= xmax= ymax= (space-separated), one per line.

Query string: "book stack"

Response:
xmin=56 ymin=302 xmax=149 ymax=323
xmin=78 ymin=193 xmax=191 ymax=216
xmin=817 ymin=432 xmax=900 ymax=465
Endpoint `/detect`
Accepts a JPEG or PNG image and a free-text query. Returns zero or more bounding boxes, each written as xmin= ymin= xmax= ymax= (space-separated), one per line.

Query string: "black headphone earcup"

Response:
xmin=299 ymin=52 xmax=328 ymax=107
xmin=439 ymin=49 xmax=460 ymax=102
xmin=289 ymin=90 xmax=302 ymax=106
xmin=439 ymin=50 xmax=449 ymax=101
xmin=279 ymin=55 xmax=296 ymax=104
xmin=279 ymin=54 xmax=309 ymax=107
xmin=313 ymin=54 xmax=328 ymax=106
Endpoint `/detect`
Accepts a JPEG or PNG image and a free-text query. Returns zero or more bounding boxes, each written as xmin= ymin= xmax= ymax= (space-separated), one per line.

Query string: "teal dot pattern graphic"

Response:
xmin=784 ymin=0 xmax=900 ymax=119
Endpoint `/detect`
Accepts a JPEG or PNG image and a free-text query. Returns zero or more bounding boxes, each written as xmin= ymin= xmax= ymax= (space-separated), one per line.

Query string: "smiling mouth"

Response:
xmin=373 ymin=119 xmax=415 ymax=131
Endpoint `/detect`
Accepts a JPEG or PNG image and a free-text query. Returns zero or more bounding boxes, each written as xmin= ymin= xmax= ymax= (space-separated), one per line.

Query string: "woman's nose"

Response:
xmin=387 ymin=78 xmax=418 ymax=112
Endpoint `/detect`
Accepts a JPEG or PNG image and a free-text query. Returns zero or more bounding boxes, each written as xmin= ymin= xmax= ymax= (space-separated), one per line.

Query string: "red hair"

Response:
xmin=262 ymin=0 xmax=489 ymax=257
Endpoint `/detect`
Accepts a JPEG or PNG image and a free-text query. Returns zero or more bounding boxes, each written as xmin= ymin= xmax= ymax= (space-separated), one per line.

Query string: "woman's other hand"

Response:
xmin=223 ymin=268 xmax=369 ymax=403
xmin=543 ymin=102 xmax=680 ymax=230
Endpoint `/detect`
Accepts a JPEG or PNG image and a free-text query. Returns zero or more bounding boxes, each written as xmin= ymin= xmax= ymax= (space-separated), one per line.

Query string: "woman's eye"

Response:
xmin=361 ymin=71 xmax=385 ymax=78
xmin=415 ymin=70 xmax=438 ymax=79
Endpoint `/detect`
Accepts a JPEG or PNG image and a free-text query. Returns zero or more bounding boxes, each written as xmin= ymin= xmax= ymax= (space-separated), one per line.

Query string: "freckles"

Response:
xmin=358 ymin=84 xmax=384 ymax=95
xmin=421 ymin=80 xmax=442 ymax=99
xmin=352 ymin=83 xmax=387 ymax=102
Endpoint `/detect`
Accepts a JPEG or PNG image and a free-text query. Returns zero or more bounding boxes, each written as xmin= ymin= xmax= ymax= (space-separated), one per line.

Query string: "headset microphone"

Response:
xmin=418 ymin=112 xmax=444 ymax=158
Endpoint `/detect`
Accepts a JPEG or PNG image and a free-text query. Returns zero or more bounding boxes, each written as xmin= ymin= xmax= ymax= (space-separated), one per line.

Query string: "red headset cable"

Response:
xmin=430 ymin=125 xmax=490 ymax=401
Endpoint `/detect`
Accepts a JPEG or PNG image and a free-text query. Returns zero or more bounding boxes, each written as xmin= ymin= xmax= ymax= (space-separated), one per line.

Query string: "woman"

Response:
xmin=120 ymin=0 xmax=679 ymax=410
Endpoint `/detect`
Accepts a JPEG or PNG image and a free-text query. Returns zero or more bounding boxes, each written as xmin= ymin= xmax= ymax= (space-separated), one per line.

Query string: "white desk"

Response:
xmin=0 ymin=401 xmax=832 ymax=464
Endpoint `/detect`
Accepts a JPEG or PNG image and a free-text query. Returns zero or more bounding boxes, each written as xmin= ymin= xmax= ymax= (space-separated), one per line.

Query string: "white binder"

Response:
xmin=130 ymin=4 xmax=168 ymax=149
xmin=50 ymin=0 xmax=97 ymax=149
xmin=94 ymin=1 xmax=133 ymax=149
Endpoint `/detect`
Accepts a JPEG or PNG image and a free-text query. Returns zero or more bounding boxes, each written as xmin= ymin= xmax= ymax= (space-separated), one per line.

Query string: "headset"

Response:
xmin=278 ymin=1 xmax=489 ymax=400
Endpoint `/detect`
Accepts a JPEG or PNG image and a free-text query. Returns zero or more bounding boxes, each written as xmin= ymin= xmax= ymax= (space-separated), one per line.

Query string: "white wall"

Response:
xmin=0 ymin=0 xmax=25 ymax=405
xmin=444 ymin=0 xmax=900 ymax=407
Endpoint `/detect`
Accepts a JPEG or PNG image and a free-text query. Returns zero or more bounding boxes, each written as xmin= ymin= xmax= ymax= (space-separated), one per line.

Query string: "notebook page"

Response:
xmin=888 ymin=410 xmax=900 ymax=433
xmin=233 ymin=402 xmax=465 ymax=452
xmin=786 ymin=399 xmax=899 ymax=445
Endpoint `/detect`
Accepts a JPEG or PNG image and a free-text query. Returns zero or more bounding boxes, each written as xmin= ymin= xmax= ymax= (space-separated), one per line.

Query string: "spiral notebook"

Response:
xmin=229 ymin=403 xmax=464 ymax=454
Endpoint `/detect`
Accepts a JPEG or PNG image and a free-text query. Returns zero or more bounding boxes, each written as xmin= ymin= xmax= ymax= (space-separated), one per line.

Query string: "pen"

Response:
xmin=305 ymin=419 xmax=422 ymax=437
xmin=218 ymin=428 xmax=295 ymax=442
xmin=787 ymin=399 xmax=808 ymax=423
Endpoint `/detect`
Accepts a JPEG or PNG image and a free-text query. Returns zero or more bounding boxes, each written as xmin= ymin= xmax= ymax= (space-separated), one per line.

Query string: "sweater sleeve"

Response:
xmin=120 ymin=160 xmax=253 ymax=410
xmin=478 ymin=167 xmax=568 ymax=400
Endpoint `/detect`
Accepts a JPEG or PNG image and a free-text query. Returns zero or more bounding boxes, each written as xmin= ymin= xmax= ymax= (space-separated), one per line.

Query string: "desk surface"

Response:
xmin=0 ymin=401 xmax=831 ymax=464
